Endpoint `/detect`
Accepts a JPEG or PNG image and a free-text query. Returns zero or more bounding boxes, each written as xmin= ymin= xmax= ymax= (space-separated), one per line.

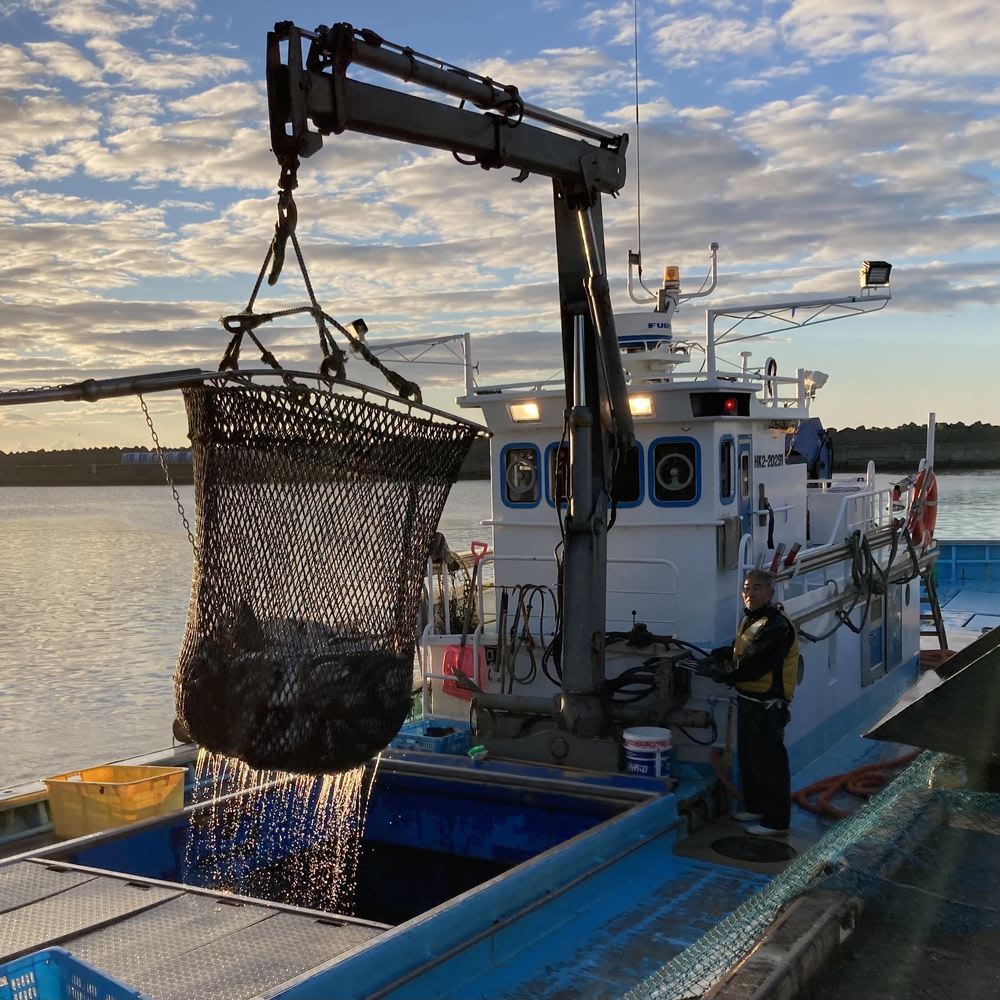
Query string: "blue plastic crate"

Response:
xmin=390 ymin=718 xmax=470 ymax=754
xmin=0 ymin=948 xmax=146 ymax=1000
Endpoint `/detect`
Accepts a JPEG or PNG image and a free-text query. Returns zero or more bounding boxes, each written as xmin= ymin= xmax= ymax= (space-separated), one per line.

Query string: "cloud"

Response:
xmin=1 ymin=0 xmax=998 ymax=440
xmin=0 ymin=92 xmax=101 ymax=183
xmin=21 ymin=0 xmax=195 ymax=39
xmin=10 ymin=188 xmax=125 ymax=218
xmin=880 ymin=1 xmax=1000 ymax=79
xmin=167 ymin=81 xmax=261 ymax=118
xmin=0 ymin=43 xmax=50 ymax=92
xmin=24 ymin=40 xmax=104 ymax=87
xmin=579 ymin=1 xmax=636 ymax=47
xmin=782 ymin=0 xmax=1000 ymax=78
xmin=83 ymin=35 xmax=247 ymax=91
xmin=779 ymin=0 xmax=890 ymax=60
xmin=471 ymin=47 xmax=634 ymax=113
xmin=651 ymin=12 xmax=779 ymax=69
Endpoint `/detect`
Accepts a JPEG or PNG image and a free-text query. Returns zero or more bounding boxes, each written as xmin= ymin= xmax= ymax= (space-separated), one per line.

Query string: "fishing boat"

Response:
xmin=2 ymin=20 xmax=999 ymax=1000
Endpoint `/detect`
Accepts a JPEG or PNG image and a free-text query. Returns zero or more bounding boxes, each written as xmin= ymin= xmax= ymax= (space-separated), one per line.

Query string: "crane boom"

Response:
xmin=266 ymin=20 xmax=636 ymax=748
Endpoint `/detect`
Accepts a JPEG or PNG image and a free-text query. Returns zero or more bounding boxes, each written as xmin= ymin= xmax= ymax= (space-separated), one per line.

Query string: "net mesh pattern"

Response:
xmin=622 ymin=753 xmax=1000 ymax=999
xmin=174 ymin=378 xmax=480 ymax=774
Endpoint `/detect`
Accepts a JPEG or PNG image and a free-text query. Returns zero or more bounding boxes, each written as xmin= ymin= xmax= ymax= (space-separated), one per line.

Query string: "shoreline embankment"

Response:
xmin=0 ymin=432 xmax=995 ymax=486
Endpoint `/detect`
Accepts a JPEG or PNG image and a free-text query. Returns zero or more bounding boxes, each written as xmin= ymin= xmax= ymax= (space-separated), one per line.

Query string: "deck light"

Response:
xmin=629 ymin=394 xmax=653 ymax=417
xmin=803 ymin=370 xmax=829 ymax=398
xmin=859 ymin=260 xmax=892 ymax=288
xmin=723 ymin=396 xmax=738 ymax=415
xmin=509 ymin=401 xmax=541 ymax=423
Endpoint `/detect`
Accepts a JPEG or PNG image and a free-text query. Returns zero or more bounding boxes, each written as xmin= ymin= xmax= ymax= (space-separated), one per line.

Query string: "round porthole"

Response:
xmin=655 ymin=452 xmax=695 ymax=492
xmin=506 ymin=459 xmax=537 ymax=494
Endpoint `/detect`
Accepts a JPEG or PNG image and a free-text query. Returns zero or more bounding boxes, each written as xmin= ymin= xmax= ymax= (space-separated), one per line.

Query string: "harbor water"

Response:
xmin=2 ymin=473 xmax=999 ymax=790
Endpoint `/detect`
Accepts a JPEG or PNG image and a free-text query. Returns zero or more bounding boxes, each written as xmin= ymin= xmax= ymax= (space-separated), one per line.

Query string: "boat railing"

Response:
xmin=423 ymin=550 xmax=680 ymax=636
xmin=806 ymin=462 xmax=896 ymax=547
xmin=732 ymin=464 xmax=905 ymax=609
xmin=467 ymin=365 xmax=817 ymax=405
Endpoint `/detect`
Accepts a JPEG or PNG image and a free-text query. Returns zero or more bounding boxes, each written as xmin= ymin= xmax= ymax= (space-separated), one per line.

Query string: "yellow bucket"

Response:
xmin=43 ymin=764 xmax=186 ymax=839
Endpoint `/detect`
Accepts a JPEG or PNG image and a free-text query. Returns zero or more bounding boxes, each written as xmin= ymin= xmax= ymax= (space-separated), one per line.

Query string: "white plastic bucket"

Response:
xmin=623 ymin=727 xmax=673 ymax=777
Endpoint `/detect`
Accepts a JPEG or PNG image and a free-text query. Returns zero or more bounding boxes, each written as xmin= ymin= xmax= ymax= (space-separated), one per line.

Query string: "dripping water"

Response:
xmin=184 ymin=747 xmax=377 ymax=913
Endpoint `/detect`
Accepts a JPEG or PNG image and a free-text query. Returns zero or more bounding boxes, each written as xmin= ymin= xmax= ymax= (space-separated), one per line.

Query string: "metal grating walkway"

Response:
xmin=0 ymin=860 xmax=386 ymax=999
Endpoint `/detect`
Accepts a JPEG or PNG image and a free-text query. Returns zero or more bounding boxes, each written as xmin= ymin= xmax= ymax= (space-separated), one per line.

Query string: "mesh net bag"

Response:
xmin=174 ymin=377 xmax=481 ymax=774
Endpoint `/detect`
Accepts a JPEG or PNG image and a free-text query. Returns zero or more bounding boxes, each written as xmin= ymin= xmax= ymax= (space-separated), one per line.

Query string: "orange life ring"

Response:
xmin=905 ymin=469 xmax=938 ymax=546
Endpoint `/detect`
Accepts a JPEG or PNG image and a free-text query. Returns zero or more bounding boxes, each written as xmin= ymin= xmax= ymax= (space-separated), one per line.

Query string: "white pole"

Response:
xmin=464 ymin=332 xmax=474 ymax=397
xmin=926 ymin=411 xmax=936 ymax=470
xmin=706 ymin=312 xmax=717 ymax=376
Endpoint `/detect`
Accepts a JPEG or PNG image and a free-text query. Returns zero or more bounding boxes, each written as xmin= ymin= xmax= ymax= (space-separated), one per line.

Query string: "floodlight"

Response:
xmin=803 ymin=370 xmax=829 ymax=398
xmin=509 ymin=401 xmax=540 ymax=423
xmin=859 ymin=260 xmax=892 ymax=288
xmin=629 ymin=395 xmax=653 ymax=417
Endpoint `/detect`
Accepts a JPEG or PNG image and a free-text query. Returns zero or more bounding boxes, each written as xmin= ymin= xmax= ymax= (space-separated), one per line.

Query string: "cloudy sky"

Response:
xmin=1 ymin=0 xmax=998 ymax=450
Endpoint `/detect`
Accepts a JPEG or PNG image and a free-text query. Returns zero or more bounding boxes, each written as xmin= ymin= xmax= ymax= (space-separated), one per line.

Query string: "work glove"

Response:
xmin=707 ymin=666 xmax=732 ymax=684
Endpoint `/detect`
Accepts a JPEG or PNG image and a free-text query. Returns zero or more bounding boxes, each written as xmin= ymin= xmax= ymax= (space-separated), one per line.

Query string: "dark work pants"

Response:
xmin=737 ymin=697 xmax=791 ymax=830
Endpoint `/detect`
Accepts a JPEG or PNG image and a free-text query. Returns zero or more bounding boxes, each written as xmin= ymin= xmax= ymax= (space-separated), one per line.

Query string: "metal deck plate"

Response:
xmin=83 ymin=909 xmax=382 ymax=1000
xmin=0 ymin=862 xmax=95 ymax=914
xmin=1 ymin=861 xmax=384 ymax=998
xmin=966 ymin=614 xmax=1000 ymax=632
xmin=0 ymin=867 xmax=179 ymax=962
xmin=947 ymin=589 xmax=1000 ymax=615
xmin=69 ymin=891 xmax=275 ymax=972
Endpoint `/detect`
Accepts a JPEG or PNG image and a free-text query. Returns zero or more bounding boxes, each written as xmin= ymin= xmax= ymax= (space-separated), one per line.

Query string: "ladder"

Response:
xmin=920 ymin=568 xmax=949 ymax=649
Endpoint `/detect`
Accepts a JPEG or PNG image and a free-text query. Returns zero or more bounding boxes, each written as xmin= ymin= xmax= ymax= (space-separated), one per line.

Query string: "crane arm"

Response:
xmin=267 ymin=22 xmax=626 ymax=200
xmin=266 ymin=20 xmax=637 ymax=739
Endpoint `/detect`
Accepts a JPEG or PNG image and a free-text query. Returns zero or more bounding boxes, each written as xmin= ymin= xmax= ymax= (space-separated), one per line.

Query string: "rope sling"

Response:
xmin=172 ymin=161 xmax=483 ymax=773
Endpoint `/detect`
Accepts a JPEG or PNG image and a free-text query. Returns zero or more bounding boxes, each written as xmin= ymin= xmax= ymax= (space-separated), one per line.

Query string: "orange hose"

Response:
xmin=793 ymin=751 xmax=919 ymax=818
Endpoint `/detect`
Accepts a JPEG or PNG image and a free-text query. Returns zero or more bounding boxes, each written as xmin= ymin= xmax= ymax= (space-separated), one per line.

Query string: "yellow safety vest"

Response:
xmin=732 ymin=608 xmax=799 ymax=701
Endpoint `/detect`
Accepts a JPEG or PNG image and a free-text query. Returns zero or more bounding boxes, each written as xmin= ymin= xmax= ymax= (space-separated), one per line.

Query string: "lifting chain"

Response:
xmin=0 ymin=382 xmax=74 ymax=398
xmin=138 ymin=393 xmax=197 ymax=555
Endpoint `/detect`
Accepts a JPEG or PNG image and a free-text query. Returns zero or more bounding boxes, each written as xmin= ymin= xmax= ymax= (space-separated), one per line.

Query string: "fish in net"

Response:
xmin=173 ymin=377 xmax=482 ymax=774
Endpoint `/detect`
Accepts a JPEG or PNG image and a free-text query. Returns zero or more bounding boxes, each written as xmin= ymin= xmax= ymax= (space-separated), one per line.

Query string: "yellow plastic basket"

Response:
xmin=43 ymin=765 xmax=185 ymax=839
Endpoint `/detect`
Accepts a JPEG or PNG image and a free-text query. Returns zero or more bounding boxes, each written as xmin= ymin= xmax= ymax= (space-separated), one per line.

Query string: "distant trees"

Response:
xmin=0 ymin=446 xmax=187 ymax=466
xmin=828 ymin=422 xmax=1000 ymax=445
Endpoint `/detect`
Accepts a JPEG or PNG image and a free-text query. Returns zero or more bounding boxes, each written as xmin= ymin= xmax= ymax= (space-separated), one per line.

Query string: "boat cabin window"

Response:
xmin=650 ymin=437 xmax=700 ymax=506
xmin=612 ymin=444 xmax=643 ymax=507
xmin=501 ymin=444 xmax=540 ymax=507
xmin=740 ymin=450 xmax=751 ymax=501
xmin=720 ymin=436 xmax=735 ymax=504
xmin=546 ymin=443 xmax=569 ymax=506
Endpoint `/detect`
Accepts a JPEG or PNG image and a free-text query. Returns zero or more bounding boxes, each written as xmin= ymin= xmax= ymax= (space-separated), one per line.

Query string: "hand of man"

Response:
xmin=706 ymin=664 xmax=732 ymax=684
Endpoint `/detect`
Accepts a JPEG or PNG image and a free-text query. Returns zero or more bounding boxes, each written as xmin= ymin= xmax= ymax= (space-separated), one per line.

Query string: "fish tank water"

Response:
xmin=49 ymin=758 xmax=631 ymax=926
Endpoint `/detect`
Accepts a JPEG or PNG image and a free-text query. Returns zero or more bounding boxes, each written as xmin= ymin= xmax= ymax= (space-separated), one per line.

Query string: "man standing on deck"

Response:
xmin=708 ymin=569 xmax=799 ymax=837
